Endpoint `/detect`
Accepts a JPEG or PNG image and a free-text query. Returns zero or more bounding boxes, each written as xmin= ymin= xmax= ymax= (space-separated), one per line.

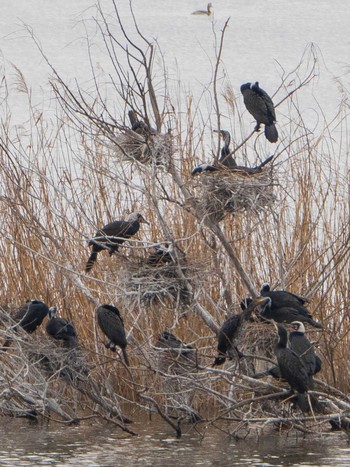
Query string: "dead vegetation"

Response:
xmin=0 ymin=2 xmax=349 ymax=439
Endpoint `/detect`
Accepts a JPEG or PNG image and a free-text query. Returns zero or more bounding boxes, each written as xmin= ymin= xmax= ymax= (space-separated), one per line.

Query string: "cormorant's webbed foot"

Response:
xmin=254 ymin=122 xmax=261 ymax=132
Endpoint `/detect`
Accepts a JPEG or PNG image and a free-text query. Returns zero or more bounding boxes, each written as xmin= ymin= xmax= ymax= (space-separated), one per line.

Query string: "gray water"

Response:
xmin=0 ymin=418 xmax=350 ymax=466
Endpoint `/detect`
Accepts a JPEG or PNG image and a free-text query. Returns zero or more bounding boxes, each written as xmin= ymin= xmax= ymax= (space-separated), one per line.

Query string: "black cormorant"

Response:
xmin=96 ymin=304 xmax=129 ymax=366
xmin=259 ymin=296 xmax=322 ymax=329
xmin=260 ymin=283 xmax=310 ymax=308
xmin=214 ymin=129 xmax=237 ymax=168
xmin=289 ymin=321 xmax=319 ymax=386
xmin=191 ymin=155 xmax=273 ymax=176
xmin=213 ymin=296 xmax=271 ymax=366
xmin=254 ymin=321 xmax=321 ymax=380
xmin=85 ymin=212 xmax=149 ymax=272
xmin=46 ymin=307 xmax=78 ymax=348
xmin=192 ymin=3 xmax=213 ymax=15
xmin=155 ymin=331 xmax=194 ymax=354
xmin=274 ymin=322 xmax=311 ymax=412
xmin=241 ymin=82 xmax=278 ymax=143
xmin=2 ymin=300 xmax=50 ymax=349
xmin=128 ymin=110 xmax=156 ymax=135
xmin=145 ymin=245 xmax=174 ymax=266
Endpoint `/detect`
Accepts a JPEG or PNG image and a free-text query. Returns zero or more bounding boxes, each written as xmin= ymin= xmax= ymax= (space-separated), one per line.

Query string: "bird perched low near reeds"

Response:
xmin=46 ymin=306 xmax=78 ymax=348
xmin=2 ymin=299 xmax=49 ymax=350
xmin=214 ymin=129 xmax=237 ymax=169
xmin=85 ymin=212 xmax=149 ymax=272
xmin=213 ymin=296 xmax=271 ymax=366
xmin=192 ymin=3 xmax=213 ymax=16
xmin=240 ymin=82 xmax=278 ymax=143
xmin=273 ymin=321 xmax=313 ymax=412
xmin=96 ymin=304 xmax=129 ymax=366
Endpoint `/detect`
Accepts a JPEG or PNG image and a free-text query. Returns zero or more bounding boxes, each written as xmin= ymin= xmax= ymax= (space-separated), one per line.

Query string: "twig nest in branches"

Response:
xmin=113 ymin=130 xmax=174 ymax=168
xmin=110 ymin=248 xmax=202 ymax=309
xmin=194 ymin=166 xmax=276 ymax=223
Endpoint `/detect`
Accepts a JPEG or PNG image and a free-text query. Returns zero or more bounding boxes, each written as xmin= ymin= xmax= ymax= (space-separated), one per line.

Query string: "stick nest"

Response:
xmin=113 ymin=130 xmax=174 ymax=168
xmin=195 ymin=167 xmax=277 ymax=222
xmin=111 ymin=251 xmax=203 ymax=309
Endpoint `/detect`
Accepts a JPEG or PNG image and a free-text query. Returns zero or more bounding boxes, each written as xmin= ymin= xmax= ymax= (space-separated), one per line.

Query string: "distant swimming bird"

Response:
xmin=192 ymin=3 xmax=213 ymax=15
xmin=273 ymin=322 xmax=312 ymax=412
xmin=46 ymin=307 xmax=78 ymax=348
xmin=213 ymin=296 xmax=271 ymax=366
xmin=2 ymin=300 xmax=49 ymax=349
xmin=85 ymin=212 xmax=149 ymax=272
xmin=214 ymin=129 xmax=237 ymax=168
xmin=96 ymin=304 xmax=129 ymax=366
xmin=241 ymin=82 xmax=278 ymax=143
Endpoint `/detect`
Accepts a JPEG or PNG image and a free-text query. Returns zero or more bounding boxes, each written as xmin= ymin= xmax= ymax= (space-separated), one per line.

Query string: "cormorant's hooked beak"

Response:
xmin=139 ymin=215 xmax=150 ymax=225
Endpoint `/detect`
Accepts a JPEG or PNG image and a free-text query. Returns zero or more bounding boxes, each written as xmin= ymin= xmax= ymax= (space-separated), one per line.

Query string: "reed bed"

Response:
xmin=0 ymin=4 xmax=349 ymax=438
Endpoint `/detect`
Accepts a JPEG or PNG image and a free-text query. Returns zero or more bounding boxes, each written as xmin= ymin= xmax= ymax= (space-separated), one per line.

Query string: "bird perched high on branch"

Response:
xmin=240 ymin=82 xmax=278 ymax=143
xmin=85 ymin=212 xmax=149 ymax=272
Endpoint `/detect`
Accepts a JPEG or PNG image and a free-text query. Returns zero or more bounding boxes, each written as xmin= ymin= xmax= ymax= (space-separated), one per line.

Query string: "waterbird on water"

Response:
xmin=192 ymin=3 xmax=213 ymax=16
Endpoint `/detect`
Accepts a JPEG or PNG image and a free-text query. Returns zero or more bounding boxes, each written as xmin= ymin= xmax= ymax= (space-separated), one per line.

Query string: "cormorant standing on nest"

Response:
xmin=241 ymin=82 xmax=278 ymax=143
xmin=155 ymin=331 xmax=194 ymax=357
xmin=96 ymin=304 xmax=129 ymax=366
xmin=214 ymin=129 xmax=237 ymax=168
xmin=260 ymin=283 xmax=310 ymax=308
xmin=213 ymin=296 xmax=271 ymax=366
xmin=46 ymin=307 xmax=78 ymax=348
xmin=128 ymin=110 xmax=156 ymax=135
xmin=192 ymin=3 xmax=213 ymax=15
xmin=145 ymin=244 xmax=174 ymax=266
xmin=274 ymin=322 xmax=311 ymax=412
xmin=85 ymin=212 xmax=149 ymax=272
xmin=259 ymin=296 xmax=322 ymax=329
xmin=191 ymin=155 xmax=273 ymax=176
xmin=2 ymin=300 xmax=49 ymax=349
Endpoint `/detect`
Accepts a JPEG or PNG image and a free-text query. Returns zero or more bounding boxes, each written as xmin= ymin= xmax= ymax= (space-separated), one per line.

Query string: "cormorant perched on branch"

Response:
xmin=192 ymin=3 xmax=213 ymax=15
xmin=273 ymin=322 xmax=311 ymax=412
xmin=289 ymin=321 xmax=320 ymax=387
xmin=213 ymin=296 xmax=271 ymax=366
xmin=85 ymin=212 xmax=149 ymax=272
xmin=259 ymin=295 xmax=322 ymax=329
xmin=241 ymin=82 xmax=278 ymax=143
xmin=254 ymin=321 xmax=321 ymax=380
xmin=214 ymin=129 xmax=237 ymax=168
xmin=2 ymin=300 xmax=49 ymax=349
xmin=96 ymin=304 xmax=129 ymax=366
xmin=46 ymin=307 xmax=78 ymax=348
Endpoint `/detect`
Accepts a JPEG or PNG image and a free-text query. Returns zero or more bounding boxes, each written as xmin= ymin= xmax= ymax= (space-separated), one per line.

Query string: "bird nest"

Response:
xmin=113 ymin=130 xmax=174 ymax=168
xmin=112 ymin=253 xmax=202 ymax=309
xmin=241 ymin=321 xmax=277 ymax=372
xmin=195 ymin=168 xmax=277 ymax=222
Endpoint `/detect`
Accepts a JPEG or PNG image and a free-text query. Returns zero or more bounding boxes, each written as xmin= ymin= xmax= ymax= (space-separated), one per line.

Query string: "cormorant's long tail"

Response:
xmin=122 ymin=348 xmax=130 ymax=366
xmin=85 ymin=251 xmax=98 ymax=273
xmin=265 ymin=123 xmax=278 ymax=143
